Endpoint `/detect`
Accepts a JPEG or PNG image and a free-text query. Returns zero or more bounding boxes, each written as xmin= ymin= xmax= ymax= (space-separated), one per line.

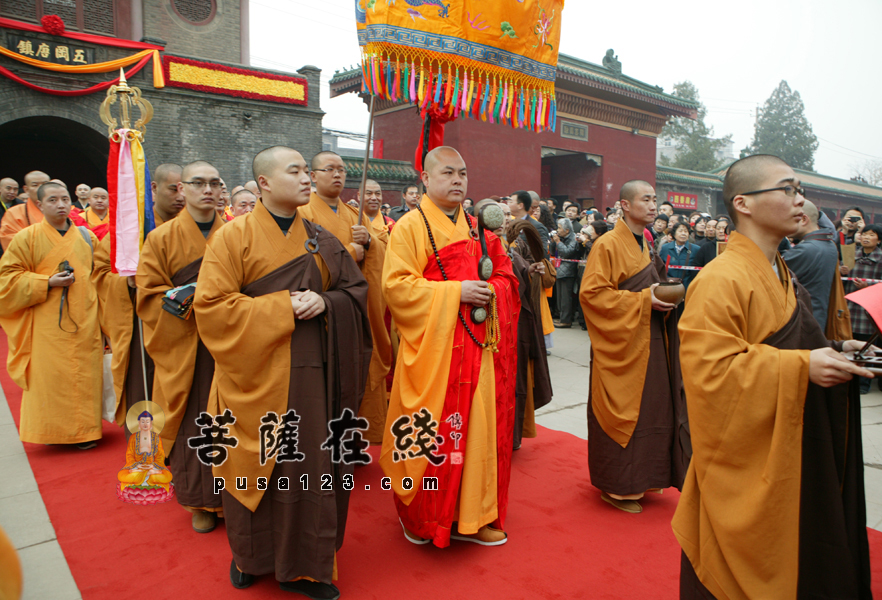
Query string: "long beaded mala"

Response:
xmin=415 ymin=204 xmax=499 ymax=352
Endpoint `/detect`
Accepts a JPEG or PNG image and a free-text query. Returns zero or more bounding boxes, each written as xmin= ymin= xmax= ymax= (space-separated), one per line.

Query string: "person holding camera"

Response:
xmin=0 ymin=181 xmax=101 ymax=449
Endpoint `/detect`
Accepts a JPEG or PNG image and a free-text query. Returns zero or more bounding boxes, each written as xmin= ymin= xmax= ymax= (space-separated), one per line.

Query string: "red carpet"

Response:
xmin=2 ymin=330 xmax=881 ymax=599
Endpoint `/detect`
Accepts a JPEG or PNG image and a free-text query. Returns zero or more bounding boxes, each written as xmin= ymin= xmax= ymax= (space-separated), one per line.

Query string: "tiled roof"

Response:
xmin=656 ymin=165 xmax=723 ymax=188
xmin=556 ymin=54 xmax=698 ymax=112
xmin=713 ymin=161 xmax=882 ymax=202
xmin=343 ymin=157 xmax=419 ymax=182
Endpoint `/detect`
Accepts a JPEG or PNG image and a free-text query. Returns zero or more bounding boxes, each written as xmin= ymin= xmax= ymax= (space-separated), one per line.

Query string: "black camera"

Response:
xmin=848 ymin=216 xmax=862 ymax=223
xmin=58 ymin=260 xmax=74 ymax=276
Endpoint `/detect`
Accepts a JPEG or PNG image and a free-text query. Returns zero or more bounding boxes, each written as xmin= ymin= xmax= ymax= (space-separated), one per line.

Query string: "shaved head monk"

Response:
xmin=0 ymin=181 xmax=102 ymax=449
xmin=359 ymin=179 xmax=392 ymax=240
xmin=244 ymin=180 xmax=260 ymax=197
xmin=381 ymin=146 xmax=520 ymax=547
xmin=75 ymin=187 xmax=109 ymax=240
xmin=230 ymin=189 xmax=257 ymax=218
xmin=0 ymin=171 xmax=47 ymax=251
xmin=675 ymin=154 xmax=872 ymax=598
xmin=73 ymin=183 xmax=91 ymax=211
xmin=194 ymin=145 xmax=370 ymax=596
xmin=579 ymin=180 xmax=690 ymax=514
xmin=136 ymin=160 xmax=224 ymax=534
xmin=0 ymin=178 xmax=20 ymax=209
xmin=300 ymin=151 xmax=392 ymax=445
xmin=151 ymin=164 xmax=185 ymax=226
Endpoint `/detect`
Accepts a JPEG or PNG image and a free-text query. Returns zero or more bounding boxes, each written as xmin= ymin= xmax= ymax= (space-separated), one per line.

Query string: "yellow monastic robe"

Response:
xmin=83 ymin=208 xmax=109 ymax=229
xmin=135 ymin=209 xmax=223 ymax=453
xmin=0 ymin=220 xmax=102 ymax=443
xmin=579 ymin=219 xmax=653 ymax=446
xmin=92 ymin=208 xmax=172 ymax=425
xmin=299 ymin=193 xmax=391 ymax=444
xmin=0 ymin=525 xmax=22 ymax=600
xmin=92 ymin=236 xmax=137 ymax=424
xmin=380 ymin=200 xmax=498 ymax=522
xmin=674 ymin=232 xmax=806 ymax=600
xmin=0 ymin=201 xmax=43 ymax=251
xmin=370 ymin=211 xmax=390 ymax=245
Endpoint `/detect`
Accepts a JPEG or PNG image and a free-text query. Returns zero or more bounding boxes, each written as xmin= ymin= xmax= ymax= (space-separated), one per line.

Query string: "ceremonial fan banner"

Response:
xmin=108 ymin=130 xmax=154 ymax=276
xmin=357 ymin=0 xmax=564 ymax=136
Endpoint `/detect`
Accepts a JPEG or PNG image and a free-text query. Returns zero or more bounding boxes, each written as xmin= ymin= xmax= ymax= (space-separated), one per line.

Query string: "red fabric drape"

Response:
xmin=394 ymin=233 xmax=519 ymax=547
xmin=107 ymin=139 xmax=120 ymax=273
xmin=0 ymin=52 xmax=152 ymax=96
xmin=413 ymin=106 xmax=455 ymax=173
xmin=0 ymin=17 xmax=164 ymax=50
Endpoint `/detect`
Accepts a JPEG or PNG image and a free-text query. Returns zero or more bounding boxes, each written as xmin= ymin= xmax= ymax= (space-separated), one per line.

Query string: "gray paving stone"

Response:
xmin=0 ymin=452 xmax=37 ymax=499
xmin=0 ymin=396 xmax=13 ymax=426
xmin=0 ymin=490 xmax=54 ymax=549
xmin=18 ymin=541 xmax=81 ymax=600
xmin=0 ymin=422 xmax=24 ymax=459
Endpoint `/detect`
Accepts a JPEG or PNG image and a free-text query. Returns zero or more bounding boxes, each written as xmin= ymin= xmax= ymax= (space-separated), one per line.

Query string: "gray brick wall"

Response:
xmin=143 ymin=0 xmax=243 ymax=65
xmin=0 ymin=30 xmax=324 ymax=189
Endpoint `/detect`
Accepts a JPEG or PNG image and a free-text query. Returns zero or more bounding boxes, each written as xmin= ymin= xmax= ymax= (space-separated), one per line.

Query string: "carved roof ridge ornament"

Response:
xmin=602 ymin=49 xmax=622 ymax=77
xmin=99 ymin=68 xmax=154 ymax=142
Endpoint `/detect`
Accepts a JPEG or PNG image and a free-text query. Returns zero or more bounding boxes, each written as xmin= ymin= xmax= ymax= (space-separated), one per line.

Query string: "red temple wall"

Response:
xmin=372 ymin=108 xmax=658 ymax=212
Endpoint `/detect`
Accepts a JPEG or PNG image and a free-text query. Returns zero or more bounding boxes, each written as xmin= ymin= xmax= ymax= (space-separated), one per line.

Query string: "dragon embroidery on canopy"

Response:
xmin=403 ymin=0 xmax=450 ymax=18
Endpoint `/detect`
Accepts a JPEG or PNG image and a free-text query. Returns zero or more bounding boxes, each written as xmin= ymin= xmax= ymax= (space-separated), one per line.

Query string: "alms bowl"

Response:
xmin=654 ymin=280 xmax=686 ymax=305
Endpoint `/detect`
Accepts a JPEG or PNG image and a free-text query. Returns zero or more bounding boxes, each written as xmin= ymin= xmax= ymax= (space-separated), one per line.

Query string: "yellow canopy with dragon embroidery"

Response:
xmin=356 ymin=0 xmax=564 ymax=132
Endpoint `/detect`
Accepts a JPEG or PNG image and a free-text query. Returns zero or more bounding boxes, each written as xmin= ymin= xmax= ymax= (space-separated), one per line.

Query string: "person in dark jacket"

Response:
xmin=550 ymin=217 xmax=580 ymax=327
xmin=659 ymin=222 xmax=700 ymax=290
xmin=782 ymin=201 xmax=839 ymax=332
xmin=691 ymin=219 xmax=729 ymax=268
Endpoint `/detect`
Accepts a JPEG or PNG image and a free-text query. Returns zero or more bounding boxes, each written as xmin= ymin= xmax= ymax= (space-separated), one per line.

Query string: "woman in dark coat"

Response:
xmin=550 ymin=217 xmax=580 ymax=328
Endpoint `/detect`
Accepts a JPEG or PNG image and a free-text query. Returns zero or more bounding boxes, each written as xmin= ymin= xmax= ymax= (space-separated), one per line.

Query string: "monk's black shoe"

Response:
xmin=230 ymin=559 xmax=254 ymax=589
xmin=279 ymin=580 xmax=341 ymax=600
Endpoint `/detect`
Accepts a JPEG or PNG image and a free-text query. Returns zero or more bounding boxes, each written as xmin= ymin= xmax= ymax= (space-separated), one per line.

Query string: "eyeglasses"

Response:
xmin=312 ymin=168 xmax=347 ymax=176
xmin=736 ymin=184 xmax=805 ymax=200
xmin=182 ymin=180 xmax=223 ymax=190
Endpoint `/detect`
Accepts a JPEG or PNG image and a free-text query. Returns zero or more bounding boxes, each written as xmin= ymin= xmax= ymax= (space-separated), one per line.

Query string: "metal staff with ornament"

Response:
xmin=99 ymin=68 xmax=155 ymax=404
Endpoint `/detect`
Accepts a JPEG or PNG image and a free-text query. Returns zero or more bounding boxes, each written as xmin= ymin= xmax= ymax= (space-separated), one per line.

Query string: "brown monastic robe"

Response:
xmin=0 ymin=220 xmax=102 ymax=444
xmin=509 ymin=243 xmax=552 ymax=446
xmin=676 ymin=232 xmax=871 ymax=599
xmin=579 ymin=219 xmax=690 ymax=495
xmin=299 ymin=193 xmax=390 ymax=444
xmin=194 ymin=202 xmax=371 ymax=582
xmin=136 ymin=208 xmax=223 ymax=511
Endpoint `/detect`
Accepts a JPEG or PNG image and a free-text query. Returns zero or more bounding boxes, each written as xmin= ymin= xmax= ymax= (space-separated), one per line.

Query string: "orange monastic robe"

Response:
xmin=370 ymin=211 xmax=390 ymax=244
xmin=579 ymin=219 xmax=654 ymax=446
xmin=0 ymin=201 xmax=43 ymax=251
xmin=93 ymin=236 xmax=133 ymax=424
xmin=135 ymin=209 xmax=223 ymax=454
xmin=674 ymin=232 xmax=807 ymax=599
xmin=0 ymin=220 xmax=101 ymax=444
xmin=299 ymin=193 xmax=391 ymax=443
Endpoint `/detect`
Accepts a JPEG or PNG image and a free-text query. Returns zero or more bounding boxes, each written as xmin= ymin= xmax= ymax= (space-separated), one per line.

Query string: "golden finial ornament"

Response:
xmin=100 ymin=68 xmax=154 ymax=142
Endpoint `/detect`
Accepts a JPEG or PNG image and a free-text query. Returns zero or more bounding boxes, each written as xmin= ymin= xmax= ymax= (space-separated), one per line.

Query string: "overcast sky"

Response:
xmin=250 ymin=0 xmax=882 ymax=181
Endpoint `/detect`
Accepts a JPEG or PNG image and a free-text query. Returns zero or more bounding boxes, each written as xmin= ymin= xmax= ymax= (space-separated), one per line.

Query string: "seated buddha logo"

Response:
xmin=117 ymin=401 xmax=175 ymax=505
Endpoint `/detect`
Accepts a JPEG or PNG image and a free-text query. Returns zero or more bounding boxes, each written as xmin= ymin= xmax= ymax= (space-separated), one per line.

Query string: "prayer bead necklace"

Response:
xmin=416 ymin=204 xmax=493 ymax=350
